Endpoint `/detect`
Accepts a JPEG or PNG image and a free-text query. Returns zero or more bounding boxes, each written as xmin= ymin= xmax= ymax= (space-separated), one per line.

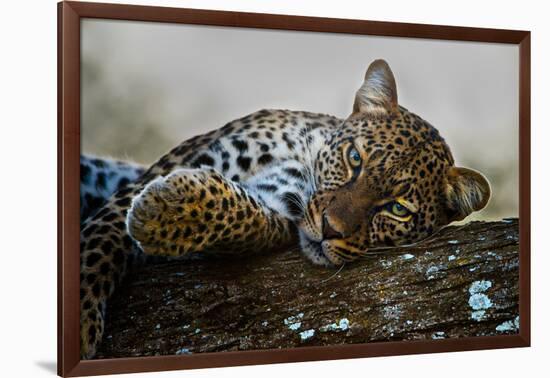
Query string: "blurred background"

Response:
xmin=81 ymin=19 xmax=518 ymax=222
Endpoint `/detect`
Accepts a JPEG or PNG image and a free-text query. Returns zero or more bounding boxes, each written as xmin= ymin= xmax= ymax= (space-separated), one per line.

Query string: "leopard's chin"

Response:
xmin=298 ymin=231 xmax=347 ymax=266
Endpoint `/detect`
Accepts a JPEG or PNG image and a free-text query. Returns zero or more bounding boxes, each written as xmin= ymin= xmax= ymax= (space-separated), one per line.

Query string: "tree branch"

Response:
xmin=96 ymin=219 xmax=519 ymax=358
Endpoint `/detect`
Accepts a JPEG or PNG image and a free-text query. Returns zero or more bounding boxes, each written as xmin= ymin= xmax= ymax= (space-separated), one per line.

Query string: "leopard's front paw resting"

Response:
xmin=127 ymin=168 xmax=250 ymax=256
xmin=80 ymin=301 xmax=104 ymax=359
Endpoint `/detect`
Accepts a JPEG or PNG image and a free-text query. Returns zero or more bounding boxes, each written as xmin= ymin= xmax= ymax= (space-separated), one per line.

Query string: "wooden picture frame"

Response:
xmin=58 ymin=1 xmax=530 ymax=376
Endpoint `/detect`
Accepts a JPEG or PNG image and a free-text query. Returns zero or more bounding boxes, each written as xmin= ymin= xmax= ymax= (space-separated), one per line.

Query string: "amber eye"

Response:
xmin=388 ymin=202 xmax=410 ymax=217
xmin=348 ymin=147 xmax=362 ymax=167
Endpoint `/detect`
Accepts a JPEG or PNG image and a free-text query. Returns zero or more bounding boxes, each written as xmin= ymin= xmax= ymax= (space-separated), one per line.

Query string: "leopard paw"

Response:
xmin=127 ymin=168 xmax=244 ymax=256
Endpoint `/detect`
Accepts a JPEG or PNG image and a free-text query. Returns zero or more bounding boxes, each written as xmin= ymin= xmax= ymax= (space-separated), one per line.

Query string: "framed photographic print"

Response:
xmin=58 ymin=1 xmax=530 ymax=376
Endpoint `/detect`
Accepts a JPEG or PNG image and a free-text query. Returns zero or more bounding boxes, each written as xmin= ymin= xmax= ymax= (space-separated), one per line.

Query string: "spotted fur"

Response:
xmin=80 ymin=156 xmax=145 ymax=221
xmin=79 ymin=59 xmax=490 ymax=358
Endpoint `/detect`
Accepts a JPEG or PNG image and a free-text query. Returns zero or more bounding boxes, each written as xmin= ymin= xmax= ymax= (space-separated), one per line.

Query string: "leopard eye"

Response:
xmin=389 ymin=202 xmax=410 ymax=217
xmin=347 ymin=147 xmax=362 ymax=168
xmin=381 ymin=201 xmax=412 ymax=221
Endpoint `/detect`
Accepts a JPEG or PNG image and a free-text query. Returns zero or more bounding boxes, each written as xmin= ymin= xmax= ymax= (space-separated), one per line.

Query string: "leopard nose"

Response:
xmin=322 ymin=215 xmax=343 ymax=240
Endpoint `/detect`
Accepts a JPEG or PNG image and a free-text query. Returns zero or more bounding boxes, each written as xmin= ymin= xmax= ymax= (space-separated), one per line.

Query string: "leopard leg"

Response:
xmin=79 ymin=183 xmax=142 ymax=359
xmin=78 ymin=130 xmax=227 ymax=359
xmin=127 ymin=167 xmax=298 ymax=256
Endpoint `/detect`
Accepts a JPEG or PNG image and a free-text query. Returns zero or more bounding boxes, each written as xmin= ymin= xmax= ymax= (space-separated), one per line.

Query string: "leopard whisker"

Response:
xmin=319 ymin=262 xmax=346 ymax=284
xmin=285 ymin=193 xmax=308 ymax=215
xmin=356 ymin=225 xmax=458 ymax=258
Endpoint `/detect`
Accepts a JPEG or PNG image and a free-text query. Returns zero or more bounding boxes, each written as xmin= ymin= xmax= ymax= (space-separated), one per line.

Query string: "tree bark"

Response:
xmin=96 ymin=219 xmax=520 ymax=358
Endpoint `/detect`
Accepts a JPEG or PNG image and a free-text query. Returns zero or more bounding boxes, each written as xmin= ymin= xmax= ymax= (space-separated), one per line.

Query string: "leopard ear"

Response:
xmin=353 ymin=59 xmax=398 ymax=117
xmin=445 ymin=167 xmax=491 ymax=222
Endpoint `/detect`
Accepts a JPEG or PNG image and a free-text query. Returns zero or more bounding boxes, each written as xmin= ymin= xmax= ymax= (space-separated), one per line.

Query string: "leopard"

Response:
xmin=79 ymin=59 xmax=491 ymax=359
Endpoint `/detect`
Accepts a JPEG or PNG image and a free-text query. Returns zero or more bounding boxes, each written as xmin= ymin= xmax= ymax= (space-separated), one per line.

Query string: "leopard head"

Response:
xmin=299 ymin=59 xmax=491 ymax=266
